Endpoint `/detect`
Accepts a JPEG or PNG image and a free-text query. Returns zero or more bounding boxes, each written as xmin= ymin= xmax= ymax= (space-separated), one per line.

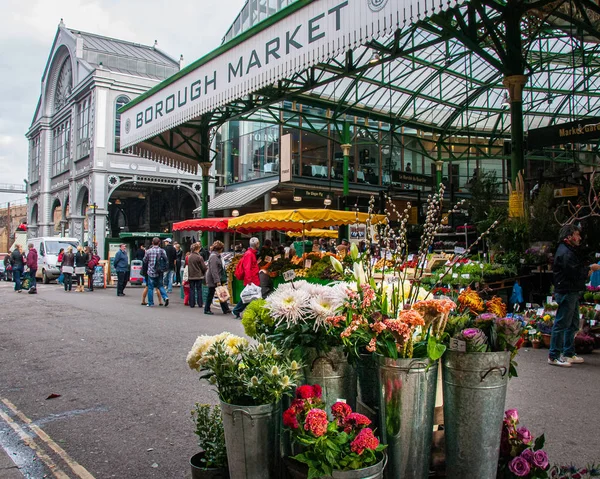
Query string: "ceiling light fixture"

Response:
xmin=293 ymin=196 xmax=302 ymax=202
xmin=368 ymin=52 xmax=381 ymax=64
xmin=324 ymin=195 xmax=332 ymax=206
xmin=231 ymin=209 xmax=240 ymax=217
xmin=501 ymin=93 xmax=510 ymax=108
xmin=271 ymin=197 xmax=278 ymax=205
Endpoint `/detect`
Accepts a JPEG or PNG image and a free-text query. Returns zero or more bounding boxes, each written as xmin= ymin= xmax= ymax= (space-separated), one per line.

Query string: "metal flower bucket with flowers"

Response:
xmin=442 ymin=292 xmax=525 ymax=479
xmin=283 ymin=385 xmax=387 ymax=479
xmin=187 ymin=332 xmax=303 ymax=479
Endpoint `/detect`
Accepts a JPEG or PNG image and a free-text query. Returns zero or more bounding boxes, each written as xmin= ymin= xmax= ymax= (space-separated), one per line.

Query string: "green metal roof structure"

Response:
xmin=118 ymin=0 xmax=600 ymax=191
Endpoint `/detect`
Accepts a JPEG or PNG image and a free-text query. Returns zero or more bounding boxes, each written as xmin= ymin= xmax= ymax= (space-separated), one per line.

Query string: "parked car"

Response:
xmin=27 ymin=237 xmax=80 ymax=283
xmin=0 ymin=252 xmax=7 ymax=281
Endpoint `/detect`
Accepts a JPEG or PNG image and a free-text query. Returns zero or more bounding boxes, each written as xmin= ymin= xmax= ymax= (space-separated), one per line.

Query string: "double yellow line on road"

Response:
xmin=0 ymin=398 xmax=96 ymax=479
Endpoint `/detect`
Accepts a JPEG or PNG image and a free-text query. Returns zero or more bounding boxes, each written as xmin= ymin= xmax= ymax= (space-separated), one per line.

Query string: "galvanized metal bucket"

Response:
xmin=220 ymin=401 xmax=281 ymax=479
xmin=327 ymin=454 xmax=387 ymax=479
xmin=442 ymin=351 xmax=511 ymax=479
xmin=303 ymin=347 xmax=357 ymax=413
xmin=357 ymin=354 xmax=379 ymax=410
xmin=377 ymin=356 xmax=438 ymax=479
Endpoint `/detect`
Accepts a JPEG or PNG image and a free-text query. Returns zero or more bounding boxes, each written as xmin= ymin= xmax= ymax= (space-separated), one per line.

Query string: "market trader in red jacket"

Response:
xmin=232 ymin=237 xmax=260 ymax=319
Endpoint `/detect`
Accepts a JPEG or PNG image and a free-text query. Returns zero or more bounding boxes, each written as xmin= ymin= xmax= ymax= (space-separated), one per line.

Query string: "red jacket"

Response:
xmin=240 ymin=248 xmax=260 ymax=286
xmin=26 ymin=248 xmax=38 ymax=269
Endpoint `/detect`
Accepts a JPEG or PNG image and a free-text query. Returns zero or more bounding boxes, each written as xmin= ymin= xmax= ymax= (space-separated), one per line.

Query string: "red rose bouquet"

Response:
xmin=284 ymin=384 xmax=386 ymax=478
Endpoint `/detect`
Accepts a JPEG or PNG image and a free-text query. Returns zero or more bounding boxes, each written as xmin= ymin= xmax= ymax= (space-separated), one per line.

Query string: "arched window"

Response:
xmin=114 ymin=95 xmax=130 ymax=152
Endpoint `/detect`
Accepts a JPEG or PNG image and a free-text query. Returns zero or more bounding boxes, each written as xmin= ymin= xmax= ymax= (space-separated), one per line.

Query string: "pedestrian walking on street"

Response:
xmin=188 ymin=243 xmax=207 ymax=309
xmin=85 ymin=246 xmax=100 ymax=292
xmin=26 ymin=243 xmax=38 ymax=293
xmin=549 ymin=224 xmax=600 ymax=367
xmin=163 ymin=238 xmax=177 ymax=293
xmin=140 ymin=259 xmax=163 ymax=306
xmin=182 ymin=252 xmax=190 ymax=305
xmin=10 ymin=244 xmax=25 ymax=293
xmin=57 ymin=248 xmax=65 ymax=285
xmin=204 ymin=241 xmax=231 ymax=315
xmin=75 ymin=246 xmax=87 ymax=292
xmin=143 ymin=237 xmax=169 ymax=307
xmin=61 ymin=246 xmax=75 ymax=292
xmin=232 ymin=237 xmax=260 ymax=319
xmin=114 ymin=243 xmax=129 ymax=297
xmin=135 ymin=244 xmax=146 ymax=261
xmin=174 ymin=242 xmax=183 ymax=286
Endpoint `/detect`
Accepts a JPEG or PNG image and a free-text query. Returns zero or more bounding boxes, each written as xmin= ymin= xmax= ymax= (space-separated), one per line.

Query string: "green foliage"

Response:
xmin=529 ymin=184 xmax=560 ymax=243
xmin=493 ymin=218 xmax=530 ymax=254
xmin=467 ymin=171 xmax=501 ymax=225
xmin=191 ymin=404 xmax=227 ymax=469
xmin=241 ymin=299 xmax=274 ymax=338
xmin=200 ymin=336 xmax=303 ymax=406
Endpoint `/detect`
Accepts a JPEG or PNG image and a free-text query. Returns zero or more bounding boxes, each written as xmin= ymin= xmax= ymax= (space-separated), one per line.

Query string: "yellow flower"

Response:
xmin=543 ymin=314 xmax=551 ymax=322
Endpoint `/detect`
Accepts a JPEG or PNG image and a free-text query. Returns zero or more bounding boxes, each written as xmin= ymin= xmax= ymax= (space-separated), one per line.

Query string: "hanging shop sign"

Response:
xmin=527 ymin=117 xmax=600 ymax=149
xmin=390 ymin=171 xmax=433 ymax=187
xmin=554 ymin=187 xmax=579 ymax=198
xmin=280 ymin=133 xmax=292 ymax=183
xmin=119 ymin=0 xmax=461 ymax=150
xmin=295 ymin=188 xmax=326 ymax=199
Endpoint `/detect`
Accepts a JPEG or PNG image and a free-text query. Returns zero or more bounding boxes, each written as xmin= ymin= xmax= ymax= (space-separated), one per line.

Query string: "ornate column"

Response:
xmin=503 ymin=74 xmax=528 ymax=186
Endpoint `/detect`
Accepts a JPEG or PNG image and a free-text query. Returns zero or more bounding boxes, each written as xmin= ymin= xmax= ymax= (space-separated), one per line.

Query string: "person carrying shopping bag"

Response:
xmin=204 ymin=241 xmax=231 ymax=315
xmin=187 ymin=243 xmax=207 ymax=309
xmin=61 ymin=247 xmax=75 ymax=292
xmin=74 ymin=246 xmax=87 ymax=292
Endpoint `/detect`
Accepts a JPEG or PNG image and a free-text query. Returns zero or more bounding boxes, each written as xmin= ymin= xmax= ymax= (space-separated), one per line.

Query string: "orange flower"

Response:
xmin=485 ymin=296 xmax=507 ymax=317
xmin=458 ymin=287 xmax=484 ymax=313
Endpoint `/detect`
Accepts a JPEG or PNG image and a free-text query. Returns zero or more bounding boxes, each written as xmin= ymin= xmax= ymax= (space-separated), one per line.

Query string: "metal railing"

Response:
xmin=0 ymin=198 xmax=27 ymax=209
xmin=0 ymin=183 xmax=26 ymax=194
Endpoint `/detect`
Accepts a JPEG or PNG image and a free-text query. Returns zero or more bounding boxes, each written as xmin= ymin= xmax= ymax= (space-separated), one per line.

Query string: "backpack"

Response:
xmin=234 ymin=258 xmax=245 ymax=281
xmin=155 ymin=251 xmax=168 ymax=275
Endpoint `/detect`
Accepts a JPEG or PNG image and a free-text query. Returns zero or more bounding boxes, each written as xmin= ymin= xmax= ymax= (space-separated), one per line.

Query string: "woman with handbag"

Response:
xmin=74 ymin=246 xmax=87 ymax=292
xmin=61 ymin=247 xmax=75 ymax=292
xmin=204 ymin=241 xmax=231 ymax=315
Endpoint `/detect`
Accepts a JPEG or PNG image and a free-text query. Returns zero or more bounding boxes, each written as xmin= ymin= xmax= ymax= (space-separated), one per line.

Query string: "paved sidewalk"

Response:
xmin=0 ymin=448 xmax=23 ymax=478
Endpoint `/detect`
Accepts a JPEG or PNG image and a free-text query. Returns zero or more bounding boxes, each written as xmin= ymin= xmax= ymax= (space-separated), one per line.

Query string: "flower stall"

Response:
xmin=184 ymin=185 xmax=596 ymax=479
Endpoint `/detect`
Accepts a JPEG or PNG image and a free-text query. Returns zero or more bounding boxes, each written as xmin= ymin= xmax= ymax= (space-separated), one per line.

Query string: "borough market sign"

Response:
xmin=119 ymin=0 xmax=461 ymax=150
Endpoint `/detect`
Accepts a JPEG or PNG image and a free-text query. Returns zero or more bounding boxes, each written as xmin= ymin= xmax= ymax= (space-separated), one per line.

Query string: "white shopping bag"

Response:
xmin=240 ymin=283 xmax=262 ymax=303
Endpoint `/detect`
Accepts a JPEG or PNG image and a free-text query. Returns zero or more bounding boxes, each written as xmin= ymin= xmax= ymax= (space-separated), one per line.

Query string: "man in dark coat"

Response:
xmin=163 ymin=238 xmax=177 ymax=293
xmin=549 ymin=224 xmax=600 ymax=367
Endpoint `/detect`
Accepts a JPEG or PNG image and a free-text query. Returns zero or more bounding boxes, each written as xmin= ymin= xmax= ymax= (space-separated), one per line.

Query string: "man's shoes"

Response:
xmin=222 ymin=309 xmax=232 ymax=314
xmin=164 ymin=298 xmax=169 ymax=307
xmin=232 ymin=312 xmax=241 ymax=319
xmin=204 ymin=310 xmax=214 ymax=315
xmin=141 ymin=302 xmax=147 ymax=305
xmin=548 ymin=357 xmax=572 ymax=367
xmin=562 ymin=355 xmax=584 ymax=364
xmin=146 ymin=304 xmax=154 ymax=307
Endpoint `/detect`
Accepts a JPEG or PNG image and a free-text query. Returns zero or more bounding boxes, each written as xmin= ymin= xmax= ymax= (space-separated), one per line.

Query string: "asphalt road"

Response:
xmin=0 ymin=281 xmax=599 ymax=478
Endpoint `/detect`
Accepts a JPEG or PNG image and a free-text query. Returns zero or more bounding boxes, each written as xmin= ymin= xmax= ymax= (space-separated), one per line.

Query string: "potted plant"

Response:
xmin=584 ymin=291 xmax=594 ymax=303
xmin=283 ymin=387 xmax=387 ymax=479
xmin=531 ymin=332 xmax=542 ymax=350
xmin=594 ymin=292 xmax=600 ymax=304
xmin=190 ymin=404 xmax=228 ymax=479
xmin=187 ymin=332 xmax=302 ymax=479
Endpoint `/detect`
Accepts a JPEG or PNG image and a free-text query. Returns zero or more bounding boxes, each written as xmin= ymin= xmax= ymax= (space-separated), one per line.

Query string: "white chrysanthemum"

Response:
xmin=327 ymin=282 xmax=355 ymax=308
xmin=303 ymin=282 xmax=329 ymax=298
xmin=266 ymin=286 xmax=311 ymax=327
xmin=309 ymin=294 xmax=337 ymax=330
xmin=186 ymin=332 xmax=242 ymax=370
xmin=225 ymin=335 xmax=248 ymax=354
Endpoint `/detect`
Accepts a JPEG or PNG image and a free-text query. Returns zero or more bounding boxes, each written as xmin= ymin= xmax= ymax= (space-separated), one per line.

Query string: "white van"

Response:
xmin=28 ymin=237 xmax=80 ymax=283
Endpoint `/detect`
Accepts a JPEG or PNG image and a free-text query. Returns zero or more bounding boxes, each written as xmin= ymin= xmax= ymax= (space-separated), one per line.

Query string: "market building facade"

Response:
xmin=118 ymin=0 xmax=600 ymax=241
xmin=26 ymin=22 xmax=208 ymax=257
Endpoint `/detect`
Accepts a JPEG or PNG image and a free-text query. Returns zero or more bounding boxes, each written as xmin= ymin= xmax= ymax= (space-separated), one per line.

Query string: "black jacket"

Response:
xmin=164 ymin=244 xmax=177 ymax=270
xmin=553 ymin=242 xmax=588 ymax=293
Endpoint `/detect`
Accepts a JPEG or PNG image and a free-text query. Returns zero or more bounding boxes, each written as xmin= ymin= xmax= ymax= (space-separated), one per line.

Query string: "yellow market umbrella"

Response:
xmin=286 ymin=228 xmax=339 ymax=239
xmin=228 ymin=209 xmax=387 ymax=232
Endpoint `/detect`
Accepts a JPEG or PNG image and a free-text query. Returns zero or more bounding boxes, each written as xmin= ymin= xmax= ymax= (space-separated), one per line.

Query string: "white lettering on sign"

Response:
xmin=273 ymin=255 xmax=281 ymax=261
xmin=119 ymin=0 xmax=461 ymax=150
xmin=304 ymin=260 xmax=312 ymax=269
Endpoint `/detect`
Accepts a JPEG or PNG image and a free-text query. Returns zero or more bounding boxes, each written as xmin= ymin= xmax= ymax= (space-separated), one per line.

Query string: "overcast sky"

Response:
xmin=0 ymin=0 xmax=246 ymax=205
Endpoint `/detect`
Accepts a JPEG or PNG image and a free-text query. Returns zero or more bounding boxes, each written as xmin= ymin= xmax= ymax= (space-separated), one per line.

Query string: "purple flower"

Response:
xmin=462 ymin=328 xmax=481 ymax=339
xmin=517 ymin=427 xmax=533 ymax=445
xmin=520 ymin=448 xmax=535 ymax=464
xmin=532 ymin=450 xmax=549 ymax=469
xmin=508 ymin=456 xmax=531 ymax=477
xmin=505 ymin=408 xmax=519 ymax=424
xmin=478 ymin=313 xmax=497 ymax=321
